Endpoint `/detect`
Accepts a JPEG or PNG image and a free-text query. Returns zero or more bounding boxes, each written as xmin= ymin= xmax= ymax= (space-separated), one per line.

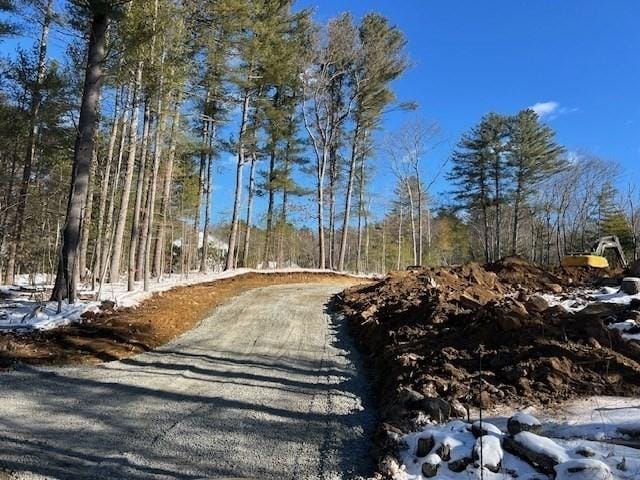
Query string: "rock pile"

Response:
xmin=339 ymin=257 xmax=640 ymax=471
xmin=399 ymin=414 xmax=618 ymax=479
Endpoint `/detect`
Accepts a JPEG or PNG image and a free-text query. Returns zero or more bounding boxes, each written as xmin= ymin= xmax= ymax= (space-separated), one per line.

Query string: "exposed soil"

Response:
xmin=338 ymin=257 xmax=638 ymax=458
xmin=0 ymin=272 xmax=367 ymax=369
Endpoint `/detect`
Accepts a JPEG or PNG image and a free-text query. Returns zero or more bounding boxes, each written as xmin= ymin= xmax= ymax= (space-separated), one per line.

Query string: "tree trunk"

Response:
xmin=110 ymin=68 xmax=142 ymax=283
xmin=225 ymin=88 xmax=251 ymax=270
xmin=94 ymin=88 xmax=122 ymax=284
xmin=337 ymin=123 xmax=360 ymax=271
xmin=154 ymin=98 xmax=180 ymax=278
xmin=200 ymin=120 xmax=214 ymax=273
xmin=241 ymin=151 xmax=257 ymax=267
xmin=328 ymin=143 xmax=338 ymax=269
xmin=5 ymin=0 xmax=53 ymax=284
xmin=143 ymin=56 xmax=166 ymax=291
xmin=51 ymin=11 xmax=107 ymax=303
xmin=416 ymin=170 xmax=423 ymax=265
xmin=79 ymin=141 xmax=97 ymax=282
xmin=316 ymin=152 xmax=327 ymax=270
xmin=406 ymin=180 xmax=418 ymax=265
xmin=512 ymin=174 xmax=524 ymax=255
xmin=128 ymin=93 xmax=150 ymax=290
xmin=263 ymin=145 xmax=276 ymax=265
xmin=397 ymin=207 xmax=403 ymax=270
xmin=356 ymin=156 xmax=365 ymax=273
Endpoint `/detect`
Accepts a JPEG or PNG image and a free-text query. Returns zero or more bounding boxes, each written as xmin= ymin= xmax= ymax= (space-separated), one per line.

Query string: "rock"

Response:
xmin=100 ymin=300 xmax=116 ymax=311
xmin=471 ymin=420 xmax=502 ymax=438
xmin=578 ymin=302 xmax=624 ymax=318
xmin=507 ymin=412 xmax=543 ymax=435
xmin=421 ymin=454 xmax=441 ymax=477
xmin=621 ymin=277 xmax=640 ymax=295
xmin=361 ymin=304 xmax=378 ymax=320
xmin=448 ymin=455 xmax=472 ymax=473
xmin=450 ymin=399 xmax=468 ymax=419
xmin=416 ymin=435 xmax=435 ymax=457
xmin=479 ymin=391 xmax=493 ymax=409
xmin=473 ymin=435 xmax=503 ymax=472
xmin=554 ymin=459 xmax=612 ymax=480
xmin=623 ymin=310 xmax=640 ymax=322
xmin=504 ymin=432 xmax=568 ymax=475
xmin=548 ymin=283 xmax=563 ymax=294
xmin=419 ymin=397 xmax=451 ymax=422
xmin=575 ymin=446 xmax=596 ymax=458
xmin=527 ymin=294 xmax=551 ymax=312
xmin=458 ymin=292 xmax=484 ymax=310
xmin=435 ymin=442 xmax=450 ymax=461
xmin=630 ymin=259 xmax=640 ymax=277
xmin=616 ymin=425 xmax=640 ymax=438
xmin=586 ymin=337 xmax=602 ymax=349
xmin=398 ymin=386 xmax=424 ymax=405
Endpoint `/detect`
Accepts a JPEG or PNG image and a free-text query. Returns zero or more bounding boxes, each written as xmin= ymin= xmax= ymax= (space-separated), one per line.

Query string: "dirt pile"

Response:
xmin=339 ymin=258 xmax=639 ymax=438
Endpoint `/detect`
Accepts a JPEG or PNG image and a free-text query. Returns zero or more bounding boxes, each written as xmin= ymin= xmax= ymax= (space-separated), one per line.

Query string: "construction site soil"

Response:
xmin=0 ymin=272 xmax=365 ymax=369
xmin=338 ymin=257 xmax=639 ymax=445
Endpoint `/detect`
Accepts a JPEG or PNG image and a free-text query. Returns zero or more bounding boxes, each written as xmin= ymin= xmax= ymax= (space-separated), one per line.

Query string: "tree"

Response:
xmin=450 ymin=113 xmax=511 ymax=262
xmin=4 ymin=0 xmax=55 ymax=284
xmin=507 ymin=109 xmax=565 ymax=255
xmin=337 ymin=12 xmax=408 ymax=271
xmin=301 ymin=13 xmax=359 ymax=269
xmin=51 ymin=0 xmax=121 ymax=302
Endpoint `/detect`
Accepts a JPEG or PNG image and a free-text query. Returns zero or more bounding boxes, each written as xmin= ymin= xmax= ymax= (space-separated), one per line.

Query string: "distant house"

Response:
xmin=172 ymin=233 xmax=229 ymax=253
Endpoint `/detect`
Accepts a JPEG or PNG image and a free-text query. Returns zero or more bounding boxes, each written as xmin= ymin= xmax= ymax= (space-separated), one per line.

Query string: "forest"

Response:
xmin=0 ymin=0 xmax=638 ymax=303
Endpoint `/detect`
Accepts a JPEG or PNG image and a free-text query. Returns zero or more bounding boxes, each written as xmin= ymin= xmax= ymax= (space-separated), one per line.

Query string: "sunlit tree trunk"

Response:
xmin=51 ymin=11 xmax=107 ymax=303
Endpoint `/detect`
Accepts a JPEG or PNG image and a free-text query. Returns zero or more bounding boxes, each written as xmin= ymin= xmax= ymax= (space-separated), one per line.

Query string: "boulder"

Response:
xmin=507 ymin=412 xmax=543 ymax=435
xmin=504 ymin=432 xmax=568 ymax=475
xmin=416 ymin=435 xmax=434 ymax=457
xmin=554 ymin=459 xmax=612 ymax=480
xmin=548 ymin=283 xmax=563 ymax=294
xmin=575 ymin=446 xmax=596 ymax=458
xmin=421 ymin=454 xmax=441 ymax=478
xmin=448 ymin=455 xmax=472 ymax=473
xmin=419 ymin=397 xmax=451 ymax=422
xmin=630 ymin=259 xmax=640 ymax=277
xmin=527 ymin=294 xmax=551 ymax=312
xmin=473 ymin=435 xmax=503 ymax=473
xmin=471 ymin=420 xmax=502 ymax=438
xmin=621 ymin=277 xmax=640 ymax=295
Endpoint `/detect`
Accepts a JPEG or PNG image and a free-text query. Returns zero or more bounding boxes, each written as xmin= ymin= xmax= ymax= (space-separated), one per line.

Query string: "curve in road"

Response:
xmin=0 ymin=284 xmax=374 ymax=479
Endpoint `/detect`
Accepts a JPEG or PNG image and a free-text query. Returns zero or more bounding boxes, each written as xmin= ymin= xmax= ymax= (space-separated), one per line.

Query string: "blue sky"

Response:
xmin=2 ymin=1 xmax=639 ymax=224
xmin=299 ymin=0 xmax=640 ymax=202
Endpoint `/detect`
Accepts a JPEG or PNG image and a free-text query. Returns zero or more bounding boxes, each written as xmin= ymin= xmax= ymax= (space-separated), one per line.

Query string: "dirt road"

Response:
xmin=0 ymin=284 xmax=374 ymax=479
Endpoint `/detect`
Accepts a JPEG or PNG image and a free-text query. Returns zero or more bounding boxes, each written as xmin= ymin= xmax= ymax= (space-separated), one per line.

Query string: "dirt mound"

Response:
xmin=339 ymin=258 xmax=640 ymax=440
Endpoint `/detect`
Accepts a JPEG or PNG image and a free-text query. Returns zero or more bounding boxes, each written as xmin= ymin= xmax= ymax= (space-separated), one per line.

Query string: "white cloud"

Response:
xmin=529 ymin=101 xmax=560 ymax=118
xmin=528 ymin=101 xmax=579 ymax=120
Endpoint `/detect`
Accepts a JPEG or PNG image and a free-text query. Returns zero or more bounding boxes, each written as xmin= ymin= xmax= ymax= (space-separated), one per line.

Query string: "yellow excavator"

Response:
xmin=563 ymin=235 xmax=628 ymax=269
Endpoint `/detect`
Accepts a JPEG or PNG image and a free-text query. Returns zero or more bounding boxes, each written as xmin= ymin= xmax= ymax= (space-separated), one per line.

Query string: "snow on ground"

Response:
xmin=394 ymin=416 xmax=640 ymax=479
xmin=540 ymin=284 xmax=640 ymax=341
xmin=0 ymin=267 xmax=373 ymax=332
xmin=488 ymin=396 xmax=640 ymax=443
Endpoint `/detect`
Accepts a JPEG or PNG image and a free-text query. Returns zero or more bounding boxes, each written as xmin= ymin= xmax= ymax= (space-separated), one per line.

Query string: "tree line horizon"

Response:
xmin=0 ymin=0 xmax=637 ymax=304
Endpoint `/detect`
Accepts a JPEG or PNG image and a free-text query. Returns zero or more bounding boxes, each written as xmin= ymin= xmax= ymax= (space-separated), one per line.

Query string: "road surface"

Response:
xmin=0 ymin=284 xmax=374 ymax=479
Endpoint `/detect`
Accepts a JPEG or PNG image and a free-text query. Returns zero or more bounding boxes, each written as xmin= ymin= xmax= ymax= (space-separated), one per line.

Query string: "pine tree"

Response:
xmin=507 ymin=108 xmax=565 ymax=255
xmin=51 ymin=0 xmax=121 ymax=302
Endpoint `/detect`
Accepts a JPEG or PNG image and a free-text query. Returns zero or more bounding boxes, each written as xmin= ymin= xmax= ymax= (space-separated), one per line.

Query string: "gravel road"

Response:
xmin=0 ymin=284 xmax=374 ymax=480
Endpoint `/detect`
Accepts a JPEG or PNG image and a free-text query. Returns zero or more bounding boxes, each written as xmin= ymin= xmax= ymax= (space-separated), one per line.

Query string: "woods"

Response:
xmin=0 ymin=0 xmax=638 ymax=303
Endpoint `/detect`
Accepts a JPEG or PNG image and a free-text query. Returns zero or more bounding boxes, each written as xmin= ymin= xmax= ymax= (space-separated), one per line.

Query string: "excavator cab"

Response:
xmin=563 ymin=236 xmax=628 ymax=269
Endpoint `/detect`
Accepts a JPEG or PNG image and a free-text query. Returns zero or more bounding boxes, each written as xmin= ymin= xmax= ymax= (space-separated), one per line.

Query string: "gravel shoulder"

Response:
xmin=0 ymin=284 xmax=374 ymax=479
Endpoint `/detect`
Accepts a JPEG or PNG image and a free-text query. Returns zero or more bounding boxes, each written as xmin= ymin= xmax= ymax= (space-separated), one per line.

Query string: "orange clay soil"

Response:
xmin=0 ymin=272 xmax=368 ymax=369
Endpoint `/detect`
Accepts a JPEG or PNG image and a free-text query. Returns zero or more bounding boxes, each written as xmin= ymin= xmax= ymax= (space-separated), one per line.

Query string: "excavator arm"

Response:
xmin=591 ymin=236 xmax=628 ymax=269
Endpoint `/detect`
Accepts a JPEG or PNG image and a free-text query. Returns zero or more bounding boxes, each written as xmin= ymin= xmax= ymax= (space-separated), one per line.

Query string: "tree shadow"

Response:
xmin=0 ymin=293 xmax=374 ymax=480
